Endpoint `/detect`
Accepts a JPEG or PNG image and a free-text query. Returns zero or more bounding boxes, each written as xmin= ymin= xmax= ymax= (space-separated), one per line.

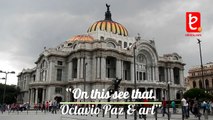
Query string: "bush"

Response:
xmin=183 ymin=88 xmax=213 ymax=101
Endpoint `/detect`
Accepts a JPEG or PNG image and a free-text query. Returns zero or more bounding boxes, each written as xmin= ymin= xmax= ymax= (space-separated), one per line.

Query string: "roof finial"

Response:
xmin=105 ymin=4 xmax=112 ymax=21
xmin=106 ymin=4 xmax=110 ymax=11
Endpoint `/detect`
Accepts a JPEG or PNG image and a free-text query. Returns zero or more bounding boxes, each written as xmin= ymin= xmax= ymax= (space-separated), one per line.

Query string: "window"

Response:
xmin=199 ymin=80 xmax=202 ymax=88
xmin=106 ymin=57 xmax=116 ymax=78
xmin=205 ymin=79 xmax=209 ymax=88
xmin=107 ymin=42 xmax=116 ymax=48
xmin=57 ymin=69 xmax=62 ymax=81
xmin=100 ymin=36 xmax=104 ymax=40
xmin=123 ymin=61 xmax=131 ymax=80
xmin=40 ymin=60 xmax=47 ymax=81
xmin=159 ymin=67 xmax=165 ymax=82
xmin=57 ymin=61 xmax=63 ymax=65
xmin=33 ymin=75 xmax=36 ymax=82
xmin=68 ymin=43 xmax=72 ymax=46
xmin=139 ymin=72 xmax=142 ymax=80
xmin=193 ymin=81 xmax=196 ymax=88
xmin=129 ymin=43 xmax=132 ymax=46
xmin=55 ymin=87 xmax=62 ymax=94
xmin=72 ymin=59 xmax=78 ymax=78
xmin=174 ymin=67 xmax=180 ymax=84
xmin=124 ymin=42 xmax=127 ymax=48
xmin=143 ymin=72 xmax=146 ymax=80
xmin=118 ymin=41 xmax=122 ymax=47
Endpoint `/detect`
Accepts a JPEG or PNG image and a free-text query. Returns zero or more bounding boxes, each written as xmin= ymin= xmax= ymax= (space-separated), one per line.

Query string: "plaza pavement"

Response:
xmin=0 ymin=110 xmax=212 ymax=120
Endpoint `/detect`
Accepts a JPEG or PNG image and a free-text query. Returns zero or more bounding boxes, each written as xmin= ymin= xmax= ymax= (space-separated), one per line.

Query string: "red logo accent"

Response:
xmin=186 ymin=12 xmax=202 ymax=32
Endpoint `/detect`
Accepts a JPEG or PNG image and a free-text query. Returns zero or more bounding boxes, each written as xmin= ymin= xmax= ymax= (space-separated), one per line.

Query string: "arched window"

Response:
xmin=107 ymin=42 xmax=116 ymax=48
xmin=205 ymin=79 xmax=209 ymax=88
xmin=73 ymin=44 xmax=77 ymax=49
xmin=193 ymin=81 xmax=196 ymax=88
xmin=40 ymin=60 xmax=47 ymax=81
xmin=199 ymin=80 xmax=202 ymax=88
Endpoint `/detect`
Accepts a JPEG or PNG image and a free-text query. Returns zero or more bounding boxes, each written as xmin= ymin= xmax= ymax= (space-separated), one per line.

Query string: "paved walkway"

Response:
xmin=0 ymin=110 xmax=213 ymax=120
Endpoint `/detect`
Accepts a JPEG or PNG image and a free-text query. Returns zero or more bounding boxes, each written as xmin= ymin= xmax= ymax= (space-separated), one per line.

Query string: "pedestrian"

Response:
xmin=181 ymin=97 xmax=187 ymax=118
xmin=51 ymin=99 xmax=57 ymax=114
xmin=186 ymin=101 xmax=189 ymax=118
xmin=171 ymin=100 xmax=176 ymax=114
xmin=162 ymin=97 xmax=168 ymax=117
xmin=202 ymin=101 xmax=207 ymax=114
xmin=193 ymin=97 xmax=201 ymax=117
xmin=211 ymin=101 xmax=213 ymax=115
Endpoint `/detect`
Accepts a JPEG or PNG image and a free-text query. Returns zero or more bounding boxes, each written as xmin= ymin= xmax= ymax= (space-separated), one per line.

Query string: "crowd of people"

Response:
xmin=161 ymin=97 xmax=213 ymax=119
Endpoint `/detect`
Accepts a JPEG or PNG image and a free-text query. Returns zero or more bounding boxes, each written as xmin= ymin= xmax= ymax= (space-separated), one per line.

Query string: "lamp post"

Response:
xmin=0 ymin=70 xmax=15 ymax=104
xmin=167 ymin=81 xmax=171 ymax=120
xmin=133 ymin=43 xmax=137 ymax=120
xmin=83 ymin=62 xmax=87 ymax=102
xmin=197 ymin=39 xmax=205 ymax=90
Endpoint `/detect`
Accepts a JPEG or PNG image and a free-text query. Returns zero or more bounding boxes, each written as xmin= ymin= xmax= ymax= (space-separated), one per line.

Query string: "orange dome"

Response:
xmin=87 ymin=20 xmax=128 ymax=36
xmin=68 ymin=35 xmax=94 ymax=42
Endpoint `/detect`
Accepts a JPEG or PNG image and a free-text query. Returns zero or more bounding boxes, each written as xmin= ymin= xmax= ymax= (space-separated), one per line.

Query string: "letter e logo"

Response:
xmin=186 ymin=12 xmax=202 ymax=32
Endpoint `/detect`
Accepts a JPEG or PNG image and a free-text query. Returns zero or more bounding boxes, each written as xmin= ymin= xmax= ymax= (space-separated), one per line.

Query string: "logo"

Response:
xmin=186 ymin=12 xmax=202 ymax=32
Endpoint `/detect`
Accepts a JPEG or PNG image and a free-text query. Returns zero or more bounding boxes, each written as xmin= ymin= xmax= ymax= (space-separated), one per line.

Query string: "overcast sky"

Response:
xmin=0 ymin=0 xmax=212 ymax=85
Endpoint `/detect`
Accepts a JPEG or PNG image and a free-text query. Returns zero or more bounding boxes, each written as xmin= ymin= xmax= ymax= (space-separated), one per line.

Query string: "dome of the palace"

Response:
xmin=67 ymin=35 xmax=94 ymax=42
xmin=87 ymin=4 xmax=128 ymax=37
xmin=87 ymin=20 xmax=128 ymax=36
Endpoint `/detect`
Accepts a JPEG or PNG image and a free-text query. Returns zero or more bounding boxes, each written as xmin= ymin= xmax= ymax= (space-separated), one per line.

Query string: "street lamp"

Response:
xmin=133 ymin=43 xmax=137 ymax=120
xmin=0 ymin=70 xmax=15 ymax=104
xmin=83 ymin=62 xmax=87 ymax=102
xmin=197 ymin=39 xmax=205 ymax=90
xmin=167 ymin=81 xmax=171 ymax=120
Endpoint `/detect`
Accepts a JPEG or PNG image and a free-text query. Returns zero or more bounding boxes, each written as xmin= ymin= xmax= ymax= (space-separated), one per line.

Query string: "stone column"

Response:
xmin=116 ymin=59 xmax=122 ymax=79
xmin=120 ymin=60 xmax=123 ymax=79
xmin=101 ymin=57 xmax=106 ymax=80
xmin=29 ymin=89 xmax=31 ymax=104
xmin=42 ymin=88 xmax=46 ymax=103
xmin=153 ymin=88 xmax=157 ymax=101
xmin=32 ymin=88 xmax=35 ymax=104
xmin=92 ymin=56 xmax=96 ymax=80
xmin=161 ymin=89 xmax=164 ymax=99
xmin=152 ymin=66 xmax=155 ymax=81
xmin=35 ymin=88 xmax=38 ymax=104
xmin=155 ymin=66 xmax=159 ymax=81
xmin=164 ymin=67 xmax=167 ymax=82
xmin=80 ymin=58 xmax=84 ymax=78
xmin=48 ymin=61 xmax=53 ymax=82
xmin=171 ymin=68 xmax=174 ymax=85
xmin=180 ymin=69 xmax=184 ymax=87
xmin=96 ymin=57 xmax=101 ymax=78
xmin=77 ymin=58 xmax=80 ymax=79
xmin=68 ymin=61 xmax=72 ymax=81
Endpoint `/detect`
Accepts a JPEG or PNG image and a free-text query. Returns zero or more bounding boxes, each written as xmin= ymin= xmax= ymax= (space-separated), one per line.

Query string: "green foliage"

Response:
xmin=183 ymin=88 xmax=213 ymax=101
xmin=0 ymin=83 xmax=20 ymax=104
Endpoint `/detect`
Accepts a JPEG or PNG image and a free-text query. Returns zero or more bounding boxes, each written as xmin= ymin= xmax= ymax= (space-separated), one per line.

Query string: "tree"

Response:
xmin=0 ymin=83 xmax=20 ymax=104
xmin=183 ymin=88 xmax=213 ymax=101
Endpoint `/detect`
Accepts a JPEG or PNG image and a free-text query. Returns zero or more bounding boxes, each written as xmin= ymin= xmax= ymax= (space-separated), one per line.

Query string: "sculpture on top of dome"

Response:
xmin=106 ymin=4 xmax=110 ymax=11
xmin=105 ymin=4 xmax=112 ymax=21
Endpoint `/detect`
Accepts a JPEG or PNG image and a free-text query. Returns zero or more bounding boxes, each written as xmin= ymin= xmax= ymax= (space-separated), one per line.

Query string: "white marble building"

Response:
xmin=17 ymin=5 xmax=185 ymax=105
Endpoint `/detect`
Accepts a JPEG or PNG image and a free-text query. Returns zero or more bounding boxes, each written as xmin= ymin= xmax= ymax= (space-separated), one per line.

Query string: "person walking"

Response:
xmin=51 ymin=99 xmax=57 ymax=114
xmin=162 ymin=97 xmax=168 ymax=117
xmin=181 ymin=97 xmax=187 ymax=118
xmin=171 ymin=100 xmax=176 ymax=114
